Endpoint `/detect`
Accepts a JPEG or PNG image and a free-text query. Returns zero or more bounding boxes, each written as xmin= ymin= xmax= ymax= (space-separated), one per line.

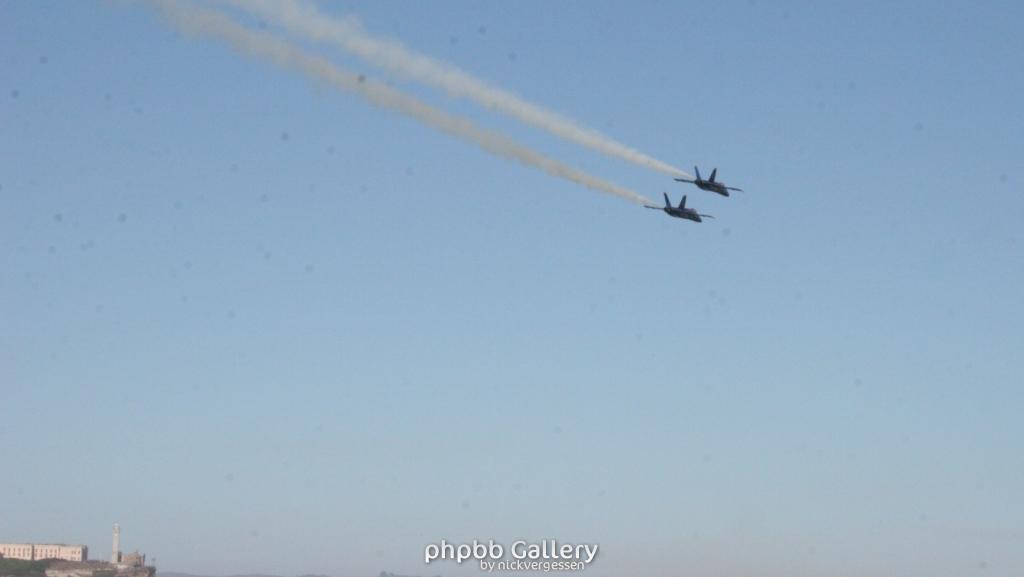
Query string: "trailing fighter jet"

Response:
xmin=645 ymin=193 xmax=713 ymax=222
xmin=674 ymin=166 xmax=743 ymax=196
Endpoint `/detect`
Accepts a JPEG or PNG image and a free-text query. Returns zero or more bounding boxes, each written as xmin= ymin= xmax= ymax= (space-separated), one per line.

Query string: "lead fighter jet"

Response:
xmin=675 ymin=166 xmax=743 ymax=196
xmin=645 ymin=193 xmax=713 ymax=223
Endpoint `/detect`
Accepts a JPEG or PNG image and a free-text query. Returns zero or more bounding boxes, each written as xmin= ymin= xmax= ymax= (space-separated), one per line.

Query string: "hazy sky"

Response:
xmin=2 ymin=1 xmax=1022 ymax=576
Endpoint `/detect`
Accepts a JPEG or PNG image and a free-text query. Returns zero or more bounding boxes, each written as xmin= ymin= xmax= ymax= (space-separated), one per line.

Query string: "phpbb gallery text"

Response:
xmin=425 ymin=539 xmax=598 ymax=572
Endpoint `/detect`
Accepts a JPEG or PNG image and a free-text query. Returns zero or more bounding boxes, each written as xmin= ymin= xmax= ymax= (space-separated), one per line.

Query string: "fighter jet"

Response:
xmin=645 ymin=193 xmax=713 ymax=223
xmin=674 ymin=166 xmax=743 ymax=196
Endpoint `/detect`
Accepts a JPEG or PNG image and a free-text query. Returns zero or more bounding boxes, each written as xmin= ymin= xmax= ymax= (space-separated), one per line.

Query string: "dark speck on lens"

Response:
xmin=280 ymin=131 xmax=289 ymax=141
xmin=999 ymin=174 xmax=1008 ymax=184
xmin=53 ymin=213 xmax=63 ymax=222
xmin=117 ymin=213 xmax=127 ymax=223
xmin=449 ymin=35 xmax=459 ymax=45
xmin=39 ymin=56 xmax=48 ymax=64
xmin=10 ymin=89 xmax=19 ymax=99
xmin=478 ymin=25 xmax=487 ymax=35
xmin=913 ymin=122 xmax=924 ymax=132
xmin=357 ymin=74 xmax=365 ymax=83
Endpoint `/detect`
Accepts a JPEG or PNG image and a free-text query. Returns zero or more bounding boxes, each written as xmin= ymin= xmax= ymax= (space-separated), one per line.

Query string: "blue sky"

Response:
xmin=1 ymin=1 xmax=1022 ymax=576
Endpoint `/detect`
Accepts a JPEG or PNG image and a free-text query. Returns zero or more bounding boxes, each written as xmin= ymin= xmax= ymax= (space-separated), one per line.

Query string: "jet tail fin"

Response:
xmin=694 ymin=166 xmax=701 ymax=181
xmin=709 ymin=168 xmax=717 ymax=182
xmin=663 ymin=192 xmax=672 ymax=208
xmin=679 ymin=195 xmax=687 ymax=209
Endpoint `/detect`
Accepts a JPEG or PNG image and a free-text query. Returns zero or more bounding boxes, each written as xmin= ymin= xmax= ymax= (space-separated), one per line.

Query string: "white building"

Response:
xmin=0 ymin=543 xmax=88 ymax=562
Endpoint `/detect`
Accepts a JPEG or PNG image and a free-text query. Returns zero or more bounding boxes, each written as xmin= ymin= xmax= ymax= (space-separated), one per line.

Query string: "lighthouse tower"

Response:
xmin=112 ymin=523 xmax=120 ymax=564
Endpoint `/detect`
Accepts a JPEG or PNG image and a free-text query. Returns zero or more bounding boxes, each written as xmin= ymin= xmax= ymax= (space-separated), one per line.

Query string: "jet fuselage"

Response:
xmin=645 ymin=193 xmax=710 ymax=223
xmin=662 ymin=206 xmax=705 ymax=222
xmin=692 ymin=179 xmax=732 ymax=196
xmin=675 ymin=167 xmax=742 ymax=197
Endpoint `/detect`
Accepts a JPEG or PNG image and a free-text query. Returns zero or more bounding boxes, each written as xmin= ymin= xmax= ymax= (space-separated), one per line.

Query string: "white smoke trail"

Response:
xmin=220 ymin=0 xmax=692 ymax=180
xmin=153 ymin=1 xmax=655 ymax=206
